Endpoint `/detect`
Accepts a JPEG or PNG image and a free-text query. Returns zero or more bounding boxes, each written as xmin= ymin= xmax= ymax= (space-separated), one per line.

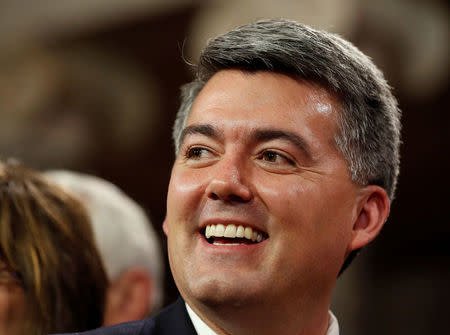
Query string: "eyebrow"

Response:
xmin=179 ymin=124 xmax=221 ymax=145
xmin=180 ymin=124 xmax=313 ymax=160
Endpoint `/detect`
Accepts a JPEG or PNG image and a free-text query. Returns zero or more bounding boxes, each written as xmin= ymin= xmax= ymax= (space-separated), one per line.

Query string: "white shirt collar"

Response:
xmin=327 ymin=311 xmax=340 ymax=335
xmin=186 ymin=303 xmax=217 ymax=335
xmin=185 ymin=302 xmax=340 ymax=335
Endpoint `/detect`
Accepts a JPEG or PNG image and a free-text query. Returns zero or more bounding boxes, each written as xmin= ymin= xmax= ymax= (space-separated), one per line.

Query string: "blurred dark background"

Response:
xmin=0 ymin=1 xmax=448 ymax=334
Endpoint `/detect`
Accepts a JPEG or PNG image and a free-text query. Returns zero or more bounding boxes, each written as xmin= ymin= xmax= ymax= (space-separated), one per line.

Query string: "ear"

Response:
xmin=163 ymin=218 xmax=168 ymax=236
xmin=347 ymin=185 xmax=390 ymax=252
xmin=103 ymin=268 xmax=153 ymax=326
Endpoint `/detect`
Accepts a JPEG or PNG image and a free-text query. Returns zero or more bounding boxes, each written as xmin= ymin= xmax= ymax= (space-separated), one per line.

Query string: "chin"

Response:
xmin=183 ymin=274 xmax=266 ymax=308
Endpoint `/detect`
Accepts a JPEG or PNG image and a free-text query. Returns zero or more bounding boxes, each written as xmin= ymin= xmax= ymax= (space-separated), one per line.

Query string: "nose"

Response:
xmin=205 ymin=155 xmax=252 ymax=203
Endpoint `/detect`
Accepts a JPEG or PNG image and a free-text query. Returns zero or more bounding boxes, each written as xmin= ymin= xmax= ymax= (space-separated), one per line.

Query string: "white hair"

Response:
xmin=44 ymin=170 xmax=164 ymax=313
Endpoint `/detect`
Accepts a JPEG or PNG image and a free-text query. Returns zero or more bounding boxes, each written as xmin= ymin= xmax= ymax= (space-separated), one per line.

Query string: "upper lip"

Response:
xmin=200 ymin=218 xmax=268 ymax=235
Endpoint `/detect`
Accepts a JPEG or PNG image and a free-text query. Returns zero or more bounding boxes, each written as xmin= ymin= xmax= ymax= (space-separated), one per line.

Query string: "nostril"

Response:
xmin=228 ymin=194 xmax=250 ymax=203
xmin=209 ymin=192 xmax=219 ymax=200
xmin=206 ymin=177 xmax=253 ymax=202
xmin=208 ymin=191 xmax=250 ymax=203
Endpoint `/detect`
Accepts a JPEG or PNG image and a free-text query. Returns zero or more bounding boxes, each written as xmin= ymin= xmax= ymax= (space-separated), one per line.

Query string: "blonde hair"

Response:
xmin=0 ymin=160 xmax=108 ymax=334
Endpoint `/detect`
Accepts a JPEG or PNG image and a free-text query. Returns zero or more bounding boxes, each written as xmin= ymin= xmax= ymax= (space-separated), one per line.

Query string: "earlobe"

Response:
xmin=348 ymin=185 xmax=390 ymax=252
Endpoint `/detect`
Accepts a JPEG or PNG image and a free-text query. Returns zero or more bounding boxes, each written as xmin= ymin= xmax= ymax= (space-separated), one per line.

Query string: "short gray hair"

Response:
xmin=44 ymin=170 xmax=164 ymax=313
xmin=173 ymin=19 xmax=401 ymax=199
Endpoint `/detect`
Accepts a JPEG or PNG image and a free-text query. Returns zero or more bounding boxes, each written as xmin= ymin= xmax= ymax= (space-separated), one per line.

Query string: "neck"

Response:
xmin=186 ymin=295 xmax=331 ymax=335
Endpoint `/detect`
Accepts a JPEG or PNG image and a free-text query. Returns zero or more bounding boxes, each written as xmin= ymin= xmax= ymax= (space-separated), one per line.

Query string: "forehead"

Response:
xmin=186 ymin=70 xmax=341 ymax=146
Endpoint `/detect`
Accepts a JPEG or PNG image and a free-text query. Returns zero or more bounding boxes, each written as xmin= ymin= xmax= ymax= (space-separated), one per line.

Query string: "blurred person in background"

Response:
xmin=0 ymin=159 xmax=108 ymax=334
xmin=45 ymin=170 xmax=164 ymax=325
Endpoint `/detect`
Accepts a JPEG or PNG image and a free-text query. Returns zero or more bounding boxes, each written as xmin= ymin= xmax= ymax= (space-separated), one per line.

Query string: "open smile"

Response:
xmin=202 ymin=224 xmax=269 ymax=245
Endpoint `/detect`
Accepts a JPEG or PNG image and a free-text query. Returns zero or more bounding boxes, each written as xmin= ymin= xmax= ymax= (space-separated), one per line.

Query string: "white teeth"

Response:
xmin=224 ymin=224 xmax=236 ymax=237
xmin=236 ymin=225 xmax=244 ymax=238
xmin=215 ymin=224 xmax=225 ymax=237
xmin=244 ymin=227 xmax=253 ymax=240
xmin=204 ymin=224 xmax=266 ymax=243
xmin=213 ymin=241 xmax=242 ymax=246
xmin=209 ymin=225 xmax=216 ymax=237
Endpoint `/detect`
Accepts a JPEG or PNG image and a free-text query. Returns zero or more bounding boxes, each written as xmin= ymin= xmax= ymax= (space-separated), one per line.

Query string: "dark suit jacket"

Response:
xmin=56 ymin=297 xmax=197 ymax=335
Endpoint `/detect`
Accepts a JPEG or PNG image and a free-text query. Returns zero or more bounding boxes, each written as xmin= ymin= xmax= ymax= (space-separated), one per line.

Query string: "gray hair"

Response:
xmin=173 ymin=19 xmax=401 ymax=199
xmin=44 ymin=170 xmax=164 ymax=313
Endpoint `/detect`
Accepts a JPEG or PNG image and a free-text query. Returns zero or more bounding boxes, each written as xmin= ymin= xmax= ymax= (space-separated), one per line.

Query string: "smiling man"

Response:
xmin=64 ymin=19 xmax=401 ymax=335
xmin=165 ymin=71 xmax=364 ymax=335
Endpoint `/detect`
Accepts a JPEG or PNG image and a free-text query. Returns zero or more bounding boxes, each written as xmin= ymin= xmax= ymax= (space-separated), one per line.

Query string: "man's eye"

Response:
xmin=261 ymin=151 xmax=278 ymax=162
xmin=185 ymin=147 xmax=211 ymax=160
xmin=259 ymin=150 xmax=295 ymax=166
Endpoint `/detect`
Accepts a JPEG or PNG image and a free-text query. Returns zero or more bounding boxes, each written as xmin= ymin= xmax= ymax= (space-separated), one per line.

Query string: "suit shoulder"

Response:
xmin=52 ymin=298 xmax=195 ymax=335
xmin=53 ymin=318 xmax=156 ymax=335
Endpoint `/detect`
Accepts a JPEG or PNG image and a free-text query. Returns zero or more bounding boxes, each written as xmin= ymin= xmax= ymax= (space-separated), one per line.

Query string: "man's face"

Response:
xmin=165 ymin=70 xmax=364 ymax=308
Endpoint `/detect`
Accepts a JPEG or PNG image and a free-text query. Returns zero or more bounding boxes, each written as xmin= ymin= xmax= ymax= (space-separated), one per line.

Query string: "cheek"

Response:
xmin=166 ymin=168 xmax=209 ymax=245
xmin=167 ymin=169 xmax=205 ymax=220
xmin=257 ymin=176 xmax=321 ymax=226
xmin=258 ymin=175 xmax=355 ymax=239
xmin=258 ymin=178 xmax=355 ymax=277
